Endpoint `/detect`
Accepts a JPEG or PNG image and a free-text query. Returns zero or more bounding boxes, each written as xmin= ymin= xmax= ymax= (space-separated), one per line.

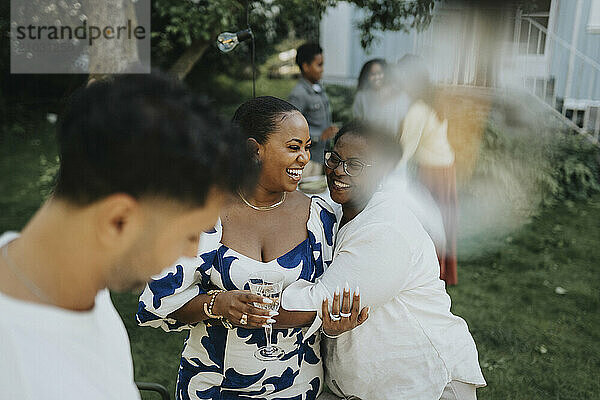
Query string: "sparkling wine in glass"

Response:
xmin=247 ymin=270 xmax=285 ymax=361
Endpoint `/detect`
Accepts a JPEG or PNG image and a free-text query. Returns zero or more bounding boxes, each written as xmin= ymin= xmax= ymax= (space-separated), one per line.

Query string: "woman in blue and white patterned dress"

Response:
xmin=136 ymin=97 xmax=352 ymax=400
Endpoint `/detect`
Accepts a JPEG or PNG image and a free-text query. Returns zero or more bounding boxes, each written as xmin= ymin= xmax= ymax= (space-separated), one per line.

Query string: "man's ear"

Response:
xmin=93 ymin=194 xmax=142 ymax=250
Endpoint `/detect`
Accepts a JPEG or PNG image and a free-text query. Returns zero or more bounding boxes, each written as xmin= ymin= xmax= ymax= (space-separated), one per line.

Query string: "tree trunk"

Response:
xmin=87 ymin=0 xmax=140 ymax=77
xmin=169 ymin=40 xmax=211 ymax=81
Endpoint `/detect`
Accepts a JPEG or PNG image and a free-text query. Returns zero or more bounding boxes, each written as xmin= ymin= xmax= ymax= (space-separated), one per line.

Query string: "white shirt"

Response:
xmin=282 ymin=178 xmax=486 ymax=400
xmin=0 ymin=232 xmax=141 ymax=400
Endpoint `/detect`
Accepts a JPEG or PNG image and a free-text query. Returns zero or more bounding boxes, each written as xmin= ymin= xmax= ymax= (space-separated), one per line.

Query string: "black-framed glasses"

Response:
xmin=324 ymin=151 xmax=372 ymax=177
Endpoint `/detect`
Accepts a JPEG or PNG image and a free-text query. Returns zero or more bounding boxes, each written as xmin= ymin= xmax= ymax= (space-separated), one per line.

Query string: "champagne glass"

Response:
xmin=247 ymin=270 xmax=285 ymax=361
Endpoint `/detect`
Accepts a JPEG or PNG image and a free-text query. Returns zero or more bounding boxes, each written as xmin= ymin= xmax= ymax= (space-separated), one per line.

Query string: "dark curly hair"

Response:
xmin=295 ymin=42 xmax=322 ymax=73
xmin=231 ymin=96 xmax=299 ymax=144
xmin=55 ymin=73 xmax=258 ymax=206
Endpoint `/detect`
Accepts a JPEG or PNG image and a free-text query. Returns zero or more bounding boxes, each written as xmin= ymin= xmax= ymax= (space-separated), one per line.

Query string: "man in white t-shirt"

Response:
xmin=0 ymin=74 xmax=258 ymax=399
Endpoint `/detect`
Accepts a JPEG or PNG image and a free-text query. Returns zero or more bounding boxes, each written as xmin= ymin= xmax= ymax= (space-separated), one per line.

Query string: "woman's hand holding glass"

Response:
xmin=211 ymin=290 xmax=278 ymax=329
xmin=248 ymin=271 xmax=286 ymax=361
xmin=321 ymin=284 xmax=369 ymax=337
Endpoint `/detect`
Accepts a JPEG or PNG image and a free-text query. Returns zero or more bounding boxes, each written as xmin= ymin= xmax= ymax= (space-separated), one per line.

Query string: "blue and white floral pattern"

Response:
xmin=137 ymin=197 xmax=337 ymax=400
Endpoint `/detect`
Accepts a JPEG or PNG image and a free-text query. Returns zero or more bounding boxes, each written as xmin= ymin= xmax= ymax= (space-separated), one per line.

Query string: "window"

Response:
xmin=588 ymin=0 xmax=600 ymax=33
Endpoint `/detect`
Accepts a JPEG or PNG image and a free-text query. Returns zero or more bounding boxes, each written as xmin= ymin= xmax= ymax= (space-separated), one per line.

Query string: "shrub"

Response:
xmin=472 ymin=117 xmax=600 ymax=213
xmin=325 ymin=84 xmax=355 ymax=126
xmin=541 ymin=134 xmax=600 ymax=204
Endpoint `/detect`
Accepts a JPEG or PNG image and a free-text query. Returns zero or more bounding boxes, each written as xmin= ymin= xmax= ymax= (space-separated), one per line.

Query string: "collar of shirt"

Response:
xmin=301 ymin=77 xmax=322 ymax=94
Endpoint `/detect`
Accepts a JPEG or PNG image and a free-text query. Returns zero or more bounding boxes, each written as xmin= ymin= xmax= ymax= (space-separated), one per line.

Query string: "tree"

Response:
xmin=152 ymin=0 xmax=242 ymax=80
xmin=154 ymin=0 xmax=437 ymax=80
xmin=1 ymin=0 xmax=438 ymax=80
xmin=351 ymin=0 xmax=436 ymax=48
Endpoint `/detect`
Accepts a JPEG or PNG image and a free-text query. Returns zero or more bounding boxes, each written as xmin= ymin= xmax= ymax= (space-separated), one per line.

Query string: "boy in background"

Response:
xmin=289 ymin=42 xmax=339 ymax=177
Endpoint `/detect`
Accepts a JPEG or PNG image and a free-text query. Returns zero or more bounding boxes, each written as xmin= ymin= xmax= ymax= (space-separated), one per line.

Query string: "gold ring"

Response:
xmin=240 ymin=314 xmax=248 ymax=325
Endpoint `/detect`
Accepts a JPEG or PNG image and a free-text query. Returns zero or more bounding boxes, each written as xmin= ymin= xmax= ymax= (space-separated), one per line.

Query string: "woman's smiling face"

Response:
xmin=326 ymin=133 xmax=376 ymax=207
xmin=368 ymin=62 xmax=385 ymax=90
xmin=257 ymin=111 xmax=311 ymax=192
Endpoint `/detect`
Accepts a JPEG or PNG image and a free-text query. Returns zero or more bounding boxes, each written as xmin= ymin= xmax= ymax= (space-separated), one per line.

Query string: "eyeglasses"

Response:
xmin=324 ymin=151 xmax=372 ymax=177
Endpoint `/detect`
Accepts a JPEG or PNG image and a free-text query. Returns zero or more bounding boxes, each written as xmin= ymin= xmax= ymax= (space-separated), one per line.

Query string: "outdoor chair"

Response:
xmin=135 ymin=381 xmax=170 ymax=400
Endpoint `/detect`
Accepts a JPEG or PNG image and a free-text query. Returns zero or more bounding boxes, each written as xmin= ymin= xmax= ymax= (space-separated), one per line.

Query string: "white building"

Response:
xmin=321 ymin=0 xmax=600 ymax=140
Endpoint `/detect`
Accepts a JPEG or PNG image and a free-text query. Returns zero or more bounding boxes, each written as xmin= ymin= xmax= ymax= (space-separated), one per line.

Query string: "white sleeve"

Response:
xmin=135 ymin=222 xmax=222 ymax=332
xmin=282 ymin=221 xmax=417 ymax=319
xmin=136 ymin=256 xmax=204 ymax=332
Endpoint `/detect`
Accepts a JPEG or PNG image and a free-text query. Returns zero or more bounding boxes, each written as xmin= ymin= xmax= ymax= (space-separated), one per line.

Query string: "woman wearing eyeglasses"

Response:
xmin=283 ymin=122 xmax=486 ymax=400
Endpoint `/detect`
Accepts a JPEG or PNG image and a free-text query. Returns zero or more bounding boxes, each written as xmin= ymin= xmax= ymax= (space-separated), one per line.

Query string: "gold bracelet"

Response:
xmin=203 ymin=290 xmax=225 ymax=318
xmin=203 ymin=290 xmax=233 ymax=329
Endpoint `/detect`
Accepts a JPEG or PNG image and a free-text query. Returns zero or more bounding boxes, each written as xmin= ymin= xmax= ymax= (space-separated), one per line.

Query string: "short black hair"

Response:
xmin=232 ymin=96 xmax=299 ymax=144
xmin=357 ymin=58 xmax=387 ymax=91
xmin=334 ymin=120 xmax=402 ymax=164
xmin=295 ymin=42 xmax=323 ymax=73
xmin=55 ymin=73 xmax=257 ymax=206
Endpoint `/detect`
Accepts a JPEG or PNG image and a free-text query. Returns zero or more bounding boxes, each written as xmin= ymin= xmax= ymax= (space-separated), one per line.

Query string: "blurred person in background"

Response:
xmin=392 ymin=54 xmax=459 ymax=285
xmin=289 ymin=43 xmax=339 ymax=177
xmin=352 ymin=58 xmax=387 ymax=120
xmin=0 ymin=74 xmax=258 ymax=399
xmin=353 ymin=59 xmax=446 ymax=266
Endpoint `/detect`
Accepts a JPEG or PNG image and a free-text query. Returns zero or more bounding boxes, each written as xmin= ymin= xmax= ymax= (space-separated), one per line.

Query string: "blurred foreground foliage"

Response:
xmin=477 ymin=116 xmax=600 ymax=210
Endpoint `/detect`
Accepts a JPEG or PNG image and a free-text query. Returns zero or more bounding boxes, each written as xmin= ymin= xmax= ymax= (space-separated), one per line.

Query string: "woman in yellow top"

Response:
xmin=393 ymin=55 xmax=459 ymax=285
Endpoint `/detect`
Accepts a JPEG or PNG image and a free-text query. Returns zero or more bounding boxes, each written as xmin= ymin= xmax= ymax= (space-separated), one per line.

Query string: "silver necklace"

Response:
xmin=238 ymin=191 xmax=287 ymax=211
xmin=1 ymin=242 xmax=53 ymax=304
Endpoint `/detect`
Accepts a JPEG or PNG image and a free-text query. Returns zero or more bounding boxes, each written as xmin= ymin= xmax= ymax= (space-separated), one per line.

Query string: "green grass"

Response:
xmin=451 ymin=198 xmax=600 ymax=399
xmin=185 ymin=74 xmax=354 ymax=123
xmin=2 ymin=103 xmax=599 ymax=400
xmin=185 ymin=75 xmax=297 ymax=118
xmin=111 ymin=291 xmax=188 ymax=399
xmin=0 ymin=124 xmax=58 ymax=230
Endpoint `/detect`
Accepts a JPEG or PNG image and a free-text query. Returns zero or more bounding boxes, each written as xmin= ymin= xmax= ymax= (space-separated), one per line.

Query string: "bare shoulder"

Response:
xmin=287 ymin=190 xmax=312 ymax=210
xmin=282 ymin=191 xmax=312 ymax=218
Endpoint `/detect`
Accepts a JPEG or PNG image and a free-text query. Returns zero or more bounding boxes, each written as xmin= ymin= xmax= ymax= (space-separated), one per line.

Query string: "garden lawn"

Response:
xmin=450 ymin=197 xmax=600 ymax=399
